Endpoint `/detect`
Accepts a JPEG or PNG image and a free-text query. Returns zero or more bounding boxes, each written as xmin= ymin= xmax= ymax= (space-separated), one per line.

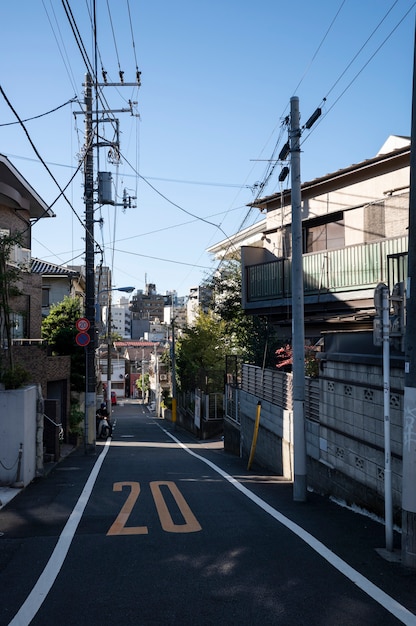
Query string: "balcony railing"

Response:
xmin=246 ymin=235 xmax=408 ymax=302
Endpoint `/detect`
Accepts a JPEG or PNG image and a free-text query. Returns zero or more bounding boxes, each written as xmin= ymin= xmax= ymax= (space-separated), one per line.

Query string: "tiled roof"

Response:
xmin=31 ymin=258 xmax=80 ymax=276
xmin=115 ymin=341 xmax=157 ymax=347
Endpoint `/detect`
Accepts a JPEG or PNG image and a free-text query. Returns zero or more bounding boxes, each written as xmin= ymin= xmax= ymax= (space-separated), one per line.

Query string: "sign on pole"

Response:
xmin=75 ymin=332 xmax=90 ymax=347
xmin=76 ymin=317 xmax=90 ymax=332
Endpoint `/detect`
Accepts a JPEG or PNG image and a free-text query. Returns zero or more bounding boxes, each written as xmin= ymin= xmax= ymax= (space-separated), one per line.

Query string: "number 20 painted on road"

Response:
xmin=107 ymin=481 xmax=202 ymax=536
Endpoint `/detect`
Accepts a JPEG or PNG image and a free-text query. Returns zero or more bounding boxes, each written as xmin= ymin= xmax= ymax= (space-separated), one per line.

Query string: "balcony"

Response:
xmin=242 ymin=235 xmax=408 ymax=322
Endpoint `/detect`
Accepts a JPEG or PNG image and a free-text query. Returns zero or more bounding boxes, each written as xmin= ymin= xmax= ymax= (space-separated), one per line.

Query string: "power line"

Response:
xmin=0 ymin=97 xmax=77 ymax=127
xmin=0 ymin=85 xmax=104 ymax=258
xmin=293 ymin=0 xmax=347 ymax=96
xmin=112 ymin=247 xmax=212 ymax=269
xmin=302 ymin=1 xmax=416 ymax=143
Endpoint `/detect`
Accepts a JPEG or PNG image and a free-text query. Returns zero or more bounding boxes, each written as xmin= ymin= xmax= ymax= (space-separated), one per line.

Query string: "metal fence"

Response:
xmin=226 ymin=364 xmax=320 ymax=423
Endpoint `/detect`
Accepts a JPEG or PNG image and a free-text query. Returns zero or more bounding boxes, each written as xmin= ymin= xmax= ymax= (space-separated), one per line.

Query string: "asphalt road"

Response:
xmin=0 ymin=401 xmax=416 ymax=625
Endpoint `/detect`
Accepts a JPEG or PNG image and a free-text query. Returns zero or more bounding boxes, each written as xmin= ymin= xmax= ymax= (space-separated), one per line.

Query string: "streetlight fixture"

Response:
xmin=96 ymin=286 xmax=134 ymax=417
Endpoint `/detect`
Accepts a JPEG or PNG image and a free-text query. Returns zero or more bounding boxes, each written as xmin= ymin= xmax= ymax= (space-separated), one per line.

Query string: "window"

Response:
xmin=304 ymin=212 xmax=344 ymax=253
xmin=42 ymin=288 xmax=50 ymax=308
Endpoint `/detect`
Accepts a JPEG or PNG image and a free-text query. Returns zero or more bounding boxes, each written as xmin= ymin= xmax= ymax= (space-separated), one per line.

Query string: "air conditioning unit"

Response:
xmin=160 ymin=374 xmax=167 ymax=381
xmin=9 ymin=246 xmax=31 ymax=270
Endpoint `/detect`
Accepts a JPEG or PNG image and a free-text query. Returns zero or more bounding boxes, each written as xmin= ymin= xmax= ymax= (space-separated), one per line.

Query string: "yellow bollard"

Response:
xmin=247 ymin=401 xmax=262 ymax=470
xmin=172 ymin=397 xmax=177 ymax=426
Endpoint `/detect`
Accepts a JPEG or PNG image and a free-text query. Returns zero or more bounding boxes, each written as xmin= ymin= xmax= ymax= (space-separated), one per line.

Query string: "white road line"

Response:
xmin=159 ymin=424 xmax=416 ymax=626
xmin=8 ymin=441 xmax=111 ymax=626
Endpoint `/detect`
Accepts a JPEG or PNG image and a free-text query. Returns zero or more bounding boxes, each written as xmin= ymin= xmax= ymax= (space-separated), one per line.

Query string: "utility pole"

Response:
xmin=171 ymin=318 xmax=177 ymax=426
xmin=106 ymin=294 xmax=113 ymax=416
xmin=402 ymin=19 xmax=416 ymax=568
xmin=84 ymin=72 xmax=96 ymax=453
xmin=290 ymin=96 xmax=307 ymax=502
xmin=77 ymin=69 xmax=140 ymax=452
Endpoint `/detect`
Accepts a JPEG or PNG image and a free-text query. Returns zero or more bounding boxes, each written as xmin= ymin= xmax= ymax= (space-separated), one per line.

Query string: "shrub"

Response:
xmin=1 ymin=364 xmax=30 ymax=389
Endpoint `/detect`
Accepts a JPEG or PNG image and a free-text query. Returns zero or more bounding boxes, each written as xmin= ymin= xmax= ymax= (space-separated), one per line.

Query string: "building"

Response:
xmin=31 ymin=259 xmax=85 ymax=317
xmin=130 ymin=283 xmax=168 ymax=339
xmin=186 ymin=285 xmax=212 ymax=327
xmin=211 ymin=136 xmax=412 ymax=522
xmin=239 ymin=135 xmax=410 ymax=339
xmin=0 ymin=154 xmax=72 ymax=446
xmin=104 ymin=296 xmax=132 ymax=339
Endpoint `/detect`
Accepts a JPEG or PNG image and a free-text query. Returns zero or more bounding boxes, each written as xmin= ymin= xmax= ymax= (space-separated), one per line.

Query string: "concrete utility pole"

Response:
xmin=78 ymin=68 xmax=139 ymax=452
xmin=402 ymin=19 xmax=416 ymax=568
xmin=290 ymin=96 xmax=307 ymax=502
xmin=84 ymin=72 xmax=96 ymax=453
xmin=171 ymin=317 xmax=177 ymax=426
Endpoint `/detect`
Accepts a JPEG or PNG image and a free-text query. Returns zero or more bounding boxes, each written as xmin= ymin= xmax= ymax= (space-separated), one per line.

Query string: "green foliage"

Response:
xmin=209 ymin=259 xmax=279 ymax=367
xmin=135 ymin=372 xmax=150 ymax=394
xmin=0 ymin=232 xmax=25 ymax=371
xmin=161 ymin=389 xmax=171 ymax=409
xmin=0 ymin=363 xmax=30 ymax=389
xmin=69 ymin=403 xmax=84 ymax=435
xmin=176 ymin=311 xmax=228 ymax=392
xmin=42 ymin=296 xmax=86 ymax=391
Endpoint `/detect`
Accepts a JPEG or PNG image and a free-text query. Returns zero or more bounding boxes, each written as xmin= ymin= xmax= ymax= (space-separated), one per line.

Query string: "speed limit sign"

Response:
xmin=76 ymin=317 xmax=90 ymax=332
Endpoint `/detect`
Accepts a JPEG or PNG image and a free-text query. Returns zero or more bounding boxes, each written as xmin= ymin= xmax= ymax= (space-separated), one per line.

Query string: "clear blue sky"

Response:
xmin=0 ymin=1 xmax=414 ymax=298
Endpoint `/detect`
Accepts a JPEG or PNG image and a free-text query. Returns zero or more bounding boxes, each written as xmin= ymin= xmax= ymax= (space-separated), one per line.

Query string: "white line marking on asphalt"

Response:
xmin=9 ymin=440 xmax=111 ymax=626
xmin=159 ymin=424 xmax=416 ymax=626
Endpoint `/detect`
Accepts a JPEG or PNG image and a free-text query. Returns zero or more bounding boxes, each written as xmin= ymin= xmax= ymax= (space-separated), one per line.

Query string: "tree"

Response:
xmin=176 ymin=311 xmax=229 ymax=392
xmin=41 ymin=296 xmax=85 ymax=391
xmin=135 ymin=372 xmax=150 ymax=398
xmin=0 ymin=232 xmax=24 ymax=372
xmin=209 ymin=259 xmax=279 ymax=367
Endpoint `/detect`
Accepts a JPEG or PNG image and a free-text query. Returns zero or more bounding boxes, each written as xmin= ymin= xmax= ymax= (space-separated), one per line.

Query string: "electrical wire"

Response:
xmin=0 ymin=97 xmax=77 ymax=127
xmin=322 ymin=2 xmax=416 ymax=122
xmin=0 ymin=85 xmax=103 ymax=258
xmin=301 ymin=1 xmax=415 ymax=144
xmin=106 ymin=0 xmax=122 ymax=75
xmin=42 ymin=0 xmax=80 ymax=97
xmin=292 ymin=0 xmax=347 ymax=96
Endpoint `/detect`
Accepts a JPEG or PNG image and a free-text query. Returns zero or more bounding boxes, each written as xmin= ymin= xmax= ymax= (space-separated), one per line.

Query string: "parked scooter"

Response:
xmin=96 ymin=403 xmax=112 ymax=439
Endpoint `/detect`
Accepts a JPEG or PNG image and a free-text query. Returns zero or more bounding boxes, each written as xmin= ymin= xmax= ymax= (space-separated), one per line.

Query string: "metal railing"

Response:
xmin=246 ymin=235 xmax=408 ymax=302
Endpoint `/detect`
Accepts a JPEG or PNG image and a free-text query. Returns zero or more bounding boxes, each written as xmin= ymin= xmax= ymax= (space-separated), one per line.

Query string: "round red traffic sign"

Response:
xmin=76 ymin=317 xmax=90 ymax=332
xmin=75 ymin=332 xmax=90 ymax=347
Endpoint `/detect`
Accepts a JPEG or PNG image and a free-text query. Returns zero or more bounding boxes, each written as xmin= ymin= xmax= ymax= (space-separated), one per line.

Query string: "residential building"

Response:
xmin=0 ymin=154 xmax=72 ymax=445
xmin=0 ymin=155 xmax=54 ymax=343
xmin=239 ymin=135 xmax=410 ymax=339
xmin=186 ymin=284 xmax=212 ymax=326
xmin=211 ymin=135 xmax=412 ymax=520
xmin=130 ymin=283 xmax=168 ymax=339
xmin=31 ymin=259 xmax=85 ymax=317
xmin=104 ymin=296 xmax=132 ymax=339
xmin=95 ymin=265 xmax=112 ymax=315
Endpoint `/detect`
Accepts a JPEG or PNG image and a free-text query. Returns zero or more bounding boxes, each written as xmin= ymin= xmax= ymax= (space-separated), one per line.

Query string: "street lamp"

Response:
xmin=96 ymin=286 xmax=134 ymax=418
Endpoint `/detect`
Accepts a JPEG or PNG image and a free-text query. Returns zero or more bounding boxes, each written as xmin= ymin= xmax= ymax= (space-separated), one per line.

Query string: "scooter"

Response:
xmin=96 ymin=412 xmax=111 ymax=439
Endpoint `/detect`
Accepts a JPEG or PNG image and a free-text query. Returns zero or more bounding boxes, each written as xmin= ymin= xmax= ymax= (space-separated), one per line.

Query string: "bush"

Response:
xmin=69 ymin=404 xmax=84 ymax=435
xmin=1 ymin=364 xmax=30 ymax=389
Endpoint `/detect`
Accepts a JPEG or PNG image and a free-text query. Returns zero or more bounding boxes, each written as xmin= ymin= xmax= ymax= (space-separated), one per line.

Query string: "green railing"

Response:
xmin=246 ymin=236 xmax=408 ymax=302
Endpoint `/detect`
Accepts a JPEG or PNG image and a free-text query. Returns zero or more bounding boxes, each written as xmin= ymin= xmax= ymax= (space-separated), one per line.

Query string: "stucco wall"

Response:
xmin=0 ymin=385 xmax=38 ymax=486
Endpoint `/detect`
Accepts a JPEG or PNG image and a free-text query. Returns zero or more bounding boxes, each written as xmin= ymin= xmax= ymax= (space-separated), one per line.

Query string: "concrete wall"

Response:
xmin=0 ymin=385 xmax=39 ymax=486
xmin=232 ymin=358 xmax=404 ymax=522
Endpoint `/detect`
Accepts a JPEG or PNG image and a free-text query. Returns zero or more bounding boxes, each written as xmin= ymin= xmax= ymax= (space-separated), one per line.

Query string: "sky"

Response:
xmin=0 ymin=1 xmax=414 ymax=300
